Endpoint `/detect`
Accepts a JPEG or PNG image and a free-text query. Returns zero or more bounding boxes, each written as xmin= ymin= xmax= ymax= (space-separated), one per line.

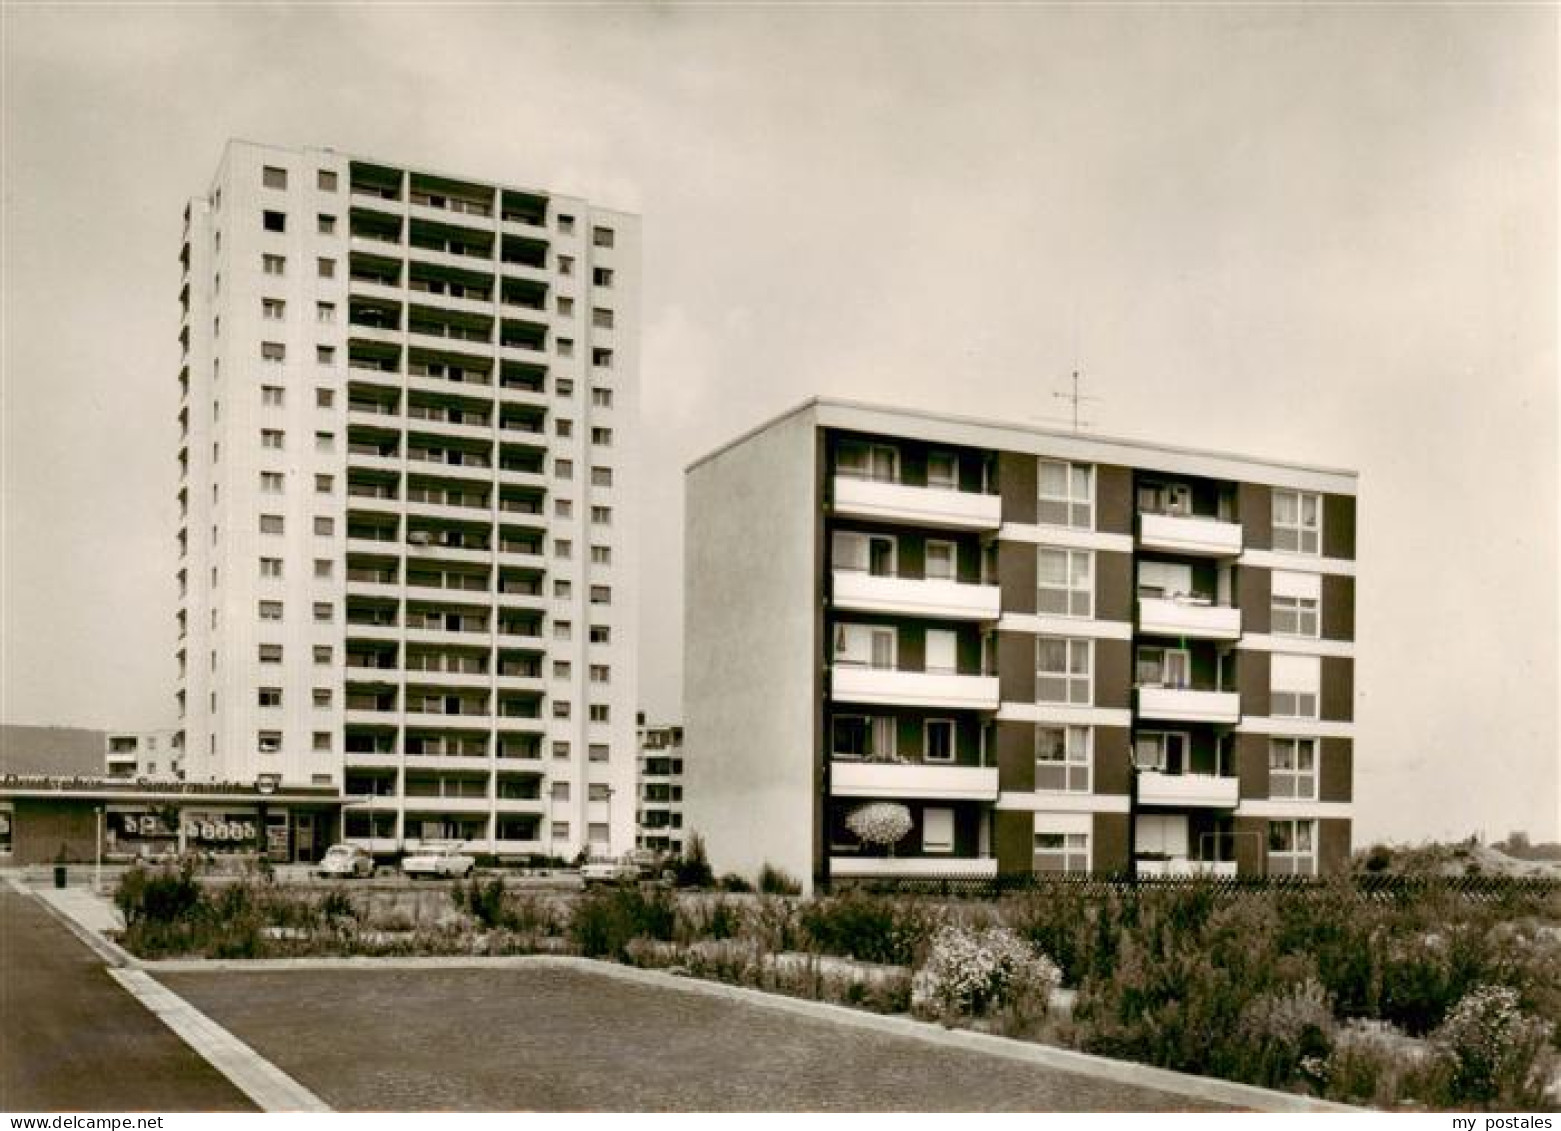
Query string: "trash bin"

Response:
xmin=53 ymin=864 xmax=67 ymax=889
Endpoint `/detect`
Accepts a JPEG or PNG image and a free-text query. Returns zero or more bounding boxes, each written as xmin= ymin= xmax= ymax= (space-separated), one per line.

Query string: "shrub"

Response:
xmin=913 ymin=924 xmax=1061 ymax=1022
xmin=116 ymin=863 xmax=201 ymax=927
xmin=679 ymin=896 xmax=743 ymax=942
xmin=1234 ymin=977 xmax=1334 ymax=1090
xmin=569 ymin=885 xmax=677 ymax=959
xmin=452 ymin=876 xmax=510 ymax=929
xmin=1427 ymin=984 xmax=1555 ymax=1108
xmin=800 ymin=891 xmax=940 ymax=966
xmin=758 ymin=864 xmax=802 ymax=896
xmin=673 ymin=833 xmax=715 ymax=889
xmin=717 ymin=873 xmax=753 ymax=894
xmin=1324 ymin=1019 xmax=1418 ymax=1107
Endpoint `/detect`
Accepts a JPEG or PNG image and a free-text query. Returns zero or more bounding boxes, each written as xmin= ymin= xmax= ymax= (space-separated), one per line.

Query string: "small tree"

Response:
xmin=846 ymin=802 xmax=913 ymax=856
xmin=675 ymin=832 xmax=714 ymax=888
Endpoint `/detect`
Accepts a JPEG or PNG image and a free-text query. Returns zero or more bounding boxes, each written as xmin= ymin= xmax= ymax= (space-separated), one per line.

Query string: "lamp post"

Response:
xmin=1126 ymin=745 xmax=1143 ymax=885
xmin=94 ymin=806 xmax=103 ymax=892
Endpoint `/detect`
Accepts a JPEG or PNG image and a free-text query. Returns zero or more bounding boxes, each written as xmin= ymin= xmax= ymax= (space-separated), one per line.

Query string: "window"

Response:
xmin=318 ymin=214 xmax=337 ymax=235
xmin=588 ymin=822 xmax=610 ymax=845
xmin=552 ymin=740 xmax=570 ymax=759
xmin=1133 ymin=731 xmax=1189 ymax=772
xmin=554 ymin=580 xmax=572 ymax=599
xmin=263 ymin=210 xmax=286 ymax=233
xmin=312 ymin=602 xmax=333 ymax=623
xmin=553 ymin=660 xmax=572 ymax=679
xmin=260 ymin=470 xmax=284 ymax=493
xmin=261 ymin=385 xmax=285 ymax=407
xmin=831 ymin=715 xmax=893 ymax=760
xmin=591 ymin=428 xmax=612 ymax=446
xmin=313 ymin=516 xmax=334 ymax=536
xmin=592 ymin=226 xmax=615 ymax=248
xmin=550 ymin=782 xmax=571 ymax=802
xmin=591 ymin=545 xmax=611 ymax=565
xmin=555 ymin=499 xmax=573 ymax=519
xmin=1270 ymin=737 xmax=1318 ymax=800
xmin=552 ymin=821 xmax=571 ymax=839
xmin=553 ymin=701 xmax=572 ymax=719
xmin=1271 ymin=653 xmax=1321 ymax=719
xmin=260 ymin=514 xmax=285 ymax=534
xmin=921 ymin=539 xmax=955 ymax=581
xmin=558 ymin=213 xmax=576 ymax=234
xmin=315 ymin=387 xmax=334 ymax=408
xmin=263 ymin=166 xmax=288 ymax=189
xmin=556 ymin=378 xmax=574 ymax=398
xmin=1037 ymin=637 xmax=1091 ymax=704
xmin=262 ymin=298 xmax=286 ymax=320
xmin=315 ymin=474 xmax=334 ymax=494
xmin=556 ymin=419 xmax=574 ymax=439
xmin=590 ymin=585 xmax=611 ymax=605
xmin=317 ymin=301 xmax=336 ymax=324
xmin=592 ymin=266 xmax=613 ymax=287
xmin=591 ymin=506 xmax=611 ymax=525
xmin=261 ymin=342 xmax=286 ymax=363
xmin=259 ymin=557 xmax=283 ymax=578
xmin=1038 ymin=547 xmax=1093 ymax=617
xmin=591 ymin=467 xmax=613 ymax=487
xmin=313 ymin=645 xmax=332 ymax=664
xmin=258 ymin=643 xmax=283 ymax=663
xmin=258 ymin=600 xmax=283 ymax=621
xmin=1268 ymin=819 xmax=1317 ymax=876
xmin=1135 ymin=645 xmax=1189 ymax=689
xmin=316 ymin=345 xmax=336 ymax=365
xmin=557 ymin=338 xmax=574 ymax=358
xmin=555 ymin=539 xmax=573 ymax=560
xmin=554 ymin=621 xmax=572 ymax=641
xmin=588 ymin=783 xmax=611 ymax=801
xmin=312 ymin=688 xmax=333 ymax=707
xmin=1271 ymin=570 xmax=1320 ymax=637
xmin=556 ymin=459 xmax=574 ymax=480
xmin=258 ymin=731 xmax=282 ymax=754
xmin=313 ymin=732 xmax=332 ymax=752
xmin=834 ymin=623 xmax=897 ymax=669
xmin=592 ymin=347 xmax=613 ymax=368
xmin=589 ymin=664 xmax=610 ymax=684
xmin=313 ymin=559 xmax=333 ymax=579
xmin=927 ymin=451 xmax=958 ymax=489
xmin=315 ymin=431 xmax=335 ymax=452
xmin=556 ymin=296 xmax=575 ymax=318
xmin=1273 ymin=490 xmax=1321 ymax=555
xmin=558 ymin=255 xmax=574 ymax=276
xmin=1034 ymin=831 xmax=1090 ymax=874
xmin=923 ymin=719 xmax=955 ymax=763
xmin=589 ymin=625 xmax=611 ymax=644
xmin=837 ymin=441 xmax=897 ymax=482
xmin=592 ymin=307 xmax=614 ymax=329
xmin=1036 ymin=725 xmax=1092 ymax=791
xmin=589 ymin=704 xmax=610 ymax=723
xmin=263 ymin=253 xmax=286 ymax=276
xmin=1038 ymin=460 xmax=1094 ymax=529
xmin=592 ymin=388 xmax=613 ymax=408
xmin=317 ymin=257 xmax=336 ymax=279
xmin=318 ymin=169 xmax=338 ymax=192
xmin=258 ymin=687 xmax=283 ymax=707
xmin=922 ymin=807 xmax=955 ymax=853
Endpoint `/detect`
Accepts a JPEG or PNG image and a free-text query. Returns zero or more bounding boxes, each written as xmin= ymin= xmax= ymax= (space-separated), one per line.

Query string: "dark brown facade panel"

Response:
xmin=1319 ymin=818 xmax=1352 ymax=874
xmin=1322 ymin=574 xmax=1355 ymax=642
xmin=1321 ymin=656 xmax=1354 ymax=722
xmin=1095 ymin=550 xmax=1134 ymax=624
xmin=1093 ymin=812 xmax=1130 ymax=876
xmin=1234 ymin=815 xmax=1267 ymax=876
xmin=1238 ymin=565 xmax=1272 ymax=636
xmin=1236 ymin=732 xmax=1271 ymax=800
xmin=994 ymin=809 xmax=1033 ymax=874
xmin=1238 ymin=649 xmax=1271 ymax=718
xmin=1094 ymin=638 xmax=1132 ymax=710
xmin=998 ymin=540 xmax=1037 ymax=616
xmin=1320 ymin=738 xmax=1353 ymax=802
xmin=12 ymin=800 xmax=97 ymax=865
xmin=1239 ymin=482 xmax=1272 ymax=551
xmin=996 ymin=721 xmax=1035 ymax=793
xmin=997 ymin=631 xmax=1036 ymax=703
xmin=1095 ymin=465 xmax=1134 ymax=535
xmin=998 ymin=451 xmax=1037 ymax=525
xmin=1093 ymin=726 xmax=1133 ymax=795
xmin=1323 ymin=494 xmax=1356 ymax=561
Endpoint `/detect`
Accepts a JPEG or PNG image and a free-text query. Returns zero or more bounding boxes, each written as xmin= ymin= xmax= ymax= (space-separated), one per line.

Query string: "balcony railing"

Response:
xmin=831 ymin=665 xmax=999 ymax=711
xmin=1137 ymin=511 xmax=1242 ymax=557
xmin=1136 ymin=770 xmax=1239 ymax=808
xmin=1135 ymin=685 xmax=1241 ymax=725
xmin=832 ymin=570 xmax=1000 ymax=622
xmin=1137 ymin=595 xmax=1242 ymax=640
xmin=830 ymin=855 xmax=998 ymax=878
xmin=833 ymin=475 xmax=1001 ymax=531
xmin=830 ymin=759 xmax=998 ymax=801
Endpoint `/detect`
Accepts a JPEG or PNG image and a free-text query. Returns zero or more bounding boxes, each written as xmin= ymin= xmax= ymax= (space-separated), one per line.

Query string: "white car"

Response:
xmin=317 ymin=843 xmax=374 ymax=879
xmin=581 ymin=857 xmax=639 ymax=886
xmin=401 ymin=843 xmax=475 ymax=879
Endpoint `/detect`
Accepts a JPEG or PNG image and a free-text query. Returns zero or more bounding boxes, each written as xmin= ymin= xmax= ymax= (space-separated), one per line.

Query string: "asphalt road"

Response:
xmin=0 ymin=887 xmax=254 ymax=1112
xmin=159 ymin=964 xmax=1235 ymax=1112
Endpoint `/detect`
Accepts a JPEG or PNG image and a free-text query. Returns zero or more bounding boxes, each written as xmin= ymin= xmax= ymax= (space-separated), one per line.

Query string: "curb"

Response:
xmin=137 ymin=952 xmax=1356 ymax=1112
xmin=3 ymin=876 xmax=141 ymax=970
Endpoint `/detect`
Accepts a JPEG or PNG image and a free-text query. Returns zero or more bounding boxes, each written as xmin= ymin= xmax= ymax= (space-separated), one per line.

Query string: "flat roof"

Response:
xmin=687 ymin=396 xmax=1358 ymax=495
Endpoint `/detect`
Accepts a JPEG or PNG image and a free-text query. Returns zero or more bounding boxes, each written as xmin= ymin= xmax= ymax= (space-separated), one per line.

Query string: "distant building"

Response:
xmin=636 ymin=719 xmax=685 ymax=855
xmin=685 ymin=399 xmax=1357 ymax=891
xmin=0 ymin=725 xmax=105 ymax=778
xmin=104 ymin=728 xmax=183 ymax=780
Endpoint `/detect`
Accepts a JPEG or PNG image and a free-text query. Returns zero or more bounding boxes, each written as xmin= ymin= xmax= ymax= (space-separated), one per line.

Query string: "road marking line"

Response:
xmin=109 ymin=968 xmax=331 ymax=1113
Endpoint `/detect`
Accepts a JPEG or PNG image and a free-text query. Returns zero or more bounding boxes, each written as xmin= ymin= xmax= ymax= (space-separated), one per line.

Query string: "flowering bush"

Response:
xmin=1234 ymin=977 xmax=1334 ymax=1090
xmin=1427 ymin=984 xmax=1555 ymax=1108
xmin=913 ymin=924 xmax=1061 ymax=1021
xmin=846 ymin=802 xmax=913 ymax=851
xmin=1324 ymin=1019 xmax=1420 ymax=1107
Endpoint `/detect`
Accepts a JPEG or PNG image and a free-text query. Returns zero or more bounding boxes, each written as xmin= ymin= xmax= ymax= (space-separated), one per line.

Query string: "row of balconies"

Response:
xmin=825 ymin=759 xmax=1240 ymax=809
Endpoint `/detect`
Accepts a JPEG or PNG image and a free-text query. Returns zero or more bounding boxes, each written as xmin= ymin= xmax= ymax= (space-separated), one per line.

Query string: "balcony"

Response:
xmin=1138 ymin=512 xmax=1242 ymax=557
xmin=1136 ymin=686 xmax=1240 ymax=725
xmin=1137 ymin=596 xmax=1241 ymax=641
xmin=1136 ymin=858 xmax=1238 ymax=879
xmin=833 ymin=476 xmax=1001 ymax=532
xmin=830 ymin=855 xmax=998 ymax=878
xmin=831 ymin=759 xmax=998 ymax=801
xmin=832 ymin=666 xmax=999 ymax=711
xmin=832 ymin=570 xmax=1000 ymax=622
xmin=1136 ymin=771 xmax=1239 ymax=808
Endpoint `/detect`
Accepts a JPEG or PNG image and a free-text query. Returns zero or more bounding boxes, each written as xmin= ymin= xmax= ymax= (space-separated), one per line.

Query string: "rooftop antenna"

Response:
xmin=1051 ymin=369 xmax=1100 ymax=433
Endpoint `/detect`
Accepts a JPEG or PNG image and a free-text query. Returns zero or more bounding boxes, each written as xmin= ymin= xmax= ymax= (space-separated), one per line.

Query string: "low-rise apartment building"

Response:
xmin=636 ymin=719 xmax=686 ymax=855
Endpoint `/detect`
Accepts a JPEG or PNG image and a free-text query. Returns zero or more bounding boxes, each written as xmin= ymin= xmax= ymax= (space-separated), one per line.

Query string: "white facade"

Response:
xmin=635 ymin=721 xmax=686 ymax=854
xmin=176 ymin=141 xmax=639 ymax=859
xmin=105 ymin=728 xmax=182 ymax=780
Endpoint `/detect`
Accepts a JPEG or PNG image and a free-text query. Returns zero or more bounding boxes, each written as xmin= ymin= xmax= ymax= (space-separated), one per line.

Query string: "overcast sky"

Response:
xmin=2 ymin=4 xmax=1555 ymax=843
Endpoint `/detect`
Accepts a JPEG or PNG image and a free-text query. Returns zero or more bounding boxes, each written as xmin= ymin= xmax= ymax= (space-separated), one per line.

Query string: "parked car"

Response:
xmin=401 ymin=842 xmax=475 ymax=879
xmin=581 ymin=856 xmax=639 ymax=886
xmin=317 ymin=843 xmax=374 ymax=879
